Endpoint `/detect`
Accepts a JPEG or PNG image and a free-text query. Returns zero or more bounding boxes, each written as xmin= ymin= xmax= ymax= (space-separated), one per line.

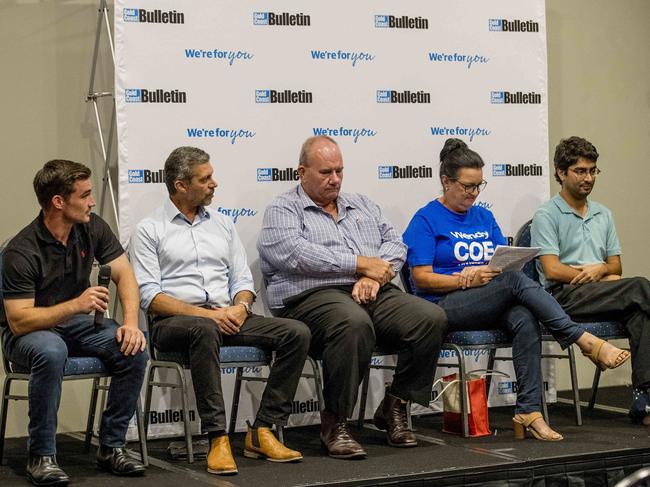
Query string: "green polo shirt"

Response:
xmin=531 ymin=193 xmax=621 ymax=289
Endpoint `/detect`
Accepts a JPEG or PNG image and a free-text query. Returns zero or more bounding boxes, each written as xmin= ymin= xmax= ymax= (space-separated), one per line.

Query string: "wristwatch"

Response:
xmin=238 ymin=301 xmax=253 ymax=317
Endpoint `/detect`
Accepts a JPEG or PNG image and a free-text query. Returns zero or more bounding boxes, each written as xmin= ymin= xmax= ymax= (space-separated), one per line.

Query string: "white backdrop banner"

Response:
xmin=115 ymin=1 xmax=552 ymax=438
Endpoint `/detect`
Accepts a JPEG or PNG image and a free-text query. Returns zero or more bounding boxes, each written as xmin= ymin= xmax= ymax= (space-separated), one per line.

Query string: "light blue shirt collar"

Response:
xmin=552 ymin=193 xmax=601 ymax=221
xmin=163 ymin=197 xmax=211 ymax=224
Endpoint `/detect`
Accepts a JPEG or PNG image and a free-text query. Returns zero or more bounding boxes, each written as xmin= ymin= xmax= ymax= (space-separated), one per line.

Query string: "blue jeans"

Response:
xmin=2 ymin=314 xmax=148 ymax=456
xmin=438 ymin=271 xmax=585 ymax=414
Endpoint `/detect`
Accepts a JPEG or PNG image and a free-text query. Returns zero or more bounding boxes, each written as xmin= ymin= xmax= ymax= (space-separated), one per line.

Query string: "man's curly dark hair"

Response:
xmin=553 ymin=136 xmax=599 ymax=184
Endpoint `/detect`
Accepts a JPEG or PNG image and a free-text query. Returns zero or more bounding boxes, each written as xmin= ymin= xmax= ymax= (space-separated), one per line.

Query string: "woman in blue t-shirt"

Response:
xmin=403 ymin=138 xmax=629 ymax=441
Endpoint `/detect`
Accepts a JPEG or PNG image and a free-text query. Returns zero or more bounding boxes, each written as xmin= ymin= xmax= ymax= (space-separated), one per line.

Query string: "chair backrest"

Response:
xmin=513 ymin=219 xmax=539 ymax=283
xmin=400 ymin=265 xmax=414 ymax=294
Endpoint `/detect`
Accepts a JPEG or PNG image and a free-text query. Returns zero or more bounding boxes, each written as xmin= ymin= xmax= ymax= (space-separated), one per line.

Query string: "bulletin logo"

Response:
xmin=257 ymin=167 xmax=299 ymax=182
xmin=128 ymin=169 xmax=165 ymax=183
xmin=374 ymin=15 xmax=428 ymax=29
xmin=498 ymin=381 xmax=518 ymax=394
xmin=489 ymin=19 xmax=539 ymax=32
xmin=491 ymin=91 xmax=542 ymax=104
xmin=255 ymin=89 xmax=313 ymax=104
xmin=378 ymin=165 xmax=433 ymax=179
xmin=376 ymin=90 xmax=431 ymax=104
xmin=253 ymin=11 xmax=311 ymax=26
xmin=492 ymin=163 xmax=543 ymax=177
xmin=123 ymin=8 xmax=185 ymax=24
xmin=125 ymin=88 xmax=187 ymax=103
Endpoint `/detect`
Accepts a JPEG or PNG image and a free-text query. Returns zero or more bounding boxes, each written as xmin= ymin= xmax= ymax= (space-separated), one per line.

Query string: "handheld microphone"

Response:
xmin=94 ymin=265 xmax=111 ymax=331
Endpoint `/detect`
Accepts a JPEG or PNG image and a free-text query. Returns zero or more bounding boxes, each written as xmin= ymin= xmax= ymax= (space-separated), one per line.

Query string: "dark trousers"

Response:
xmin=553 ymin=277 xmax=650 ymax=388
xmin=280 ymin=284 xmax=448 ymax=418
xmin=151 ymin=313 xmax=310 ymax=432
xmin=2 ymin=315 xmax=148 ymax=456
xmin=438 ymin=271 xmax=584 ymax=414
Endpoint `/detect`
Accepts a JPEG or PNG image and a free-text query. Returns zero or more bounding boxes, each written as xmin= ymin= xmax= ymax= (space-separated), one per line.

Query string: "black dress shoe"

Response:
xmin=96 ymin=446 xmax=146 ymax=476
xmin=26 ymin=452 xmax=70 ymax=486
xmin=373 ymin=388 xmax=417 ymax=447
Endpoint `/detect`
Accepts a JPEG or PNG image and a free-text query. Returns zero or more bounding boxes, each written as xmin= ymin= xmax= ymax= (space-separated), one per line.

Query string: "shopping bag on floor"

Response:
xmin=433 ymin=370 xmax=507 ymax=437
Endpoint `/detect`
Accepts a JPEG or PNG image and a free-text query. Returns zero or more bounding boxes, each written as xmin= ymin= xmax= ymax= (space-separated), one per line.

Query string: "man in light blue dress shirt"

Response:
xmin=130 ymin=147 xmax=310 ymax=475
xmin=257 ymin=136 xmax=448 ymax=459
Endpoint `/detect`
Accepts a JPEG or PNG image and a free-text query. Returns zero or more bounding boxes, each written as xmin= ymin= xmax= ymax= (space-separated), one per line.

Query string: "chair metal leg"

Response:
xmin=485 ymin=348 xmax=497 ymax=397
xmin=143 ymin=366 xmax=156 ymax=437
xmin=357 ymin=366 xmax=371 ymax=427
xmin=307 ymin=357 xmax=324 ymax=412
xmin=135 ymin=397 xmax=148 ymax=466
xmin=177 ymin=365 xmax=194 ymax=463
xmin=84 ymin=377 xmax=101 ymax=453
xmin=229 ymin=368 xmax=244 ymax=435
xmin=567 ymin=346 xmax=583 ymax=425
xmin=0 ymin=376 xmax=12 ymax=465
xmin=449 ymin=345 xmax=469 ymax=437
xmin=588 ymin=367 xmax=602 ymax=411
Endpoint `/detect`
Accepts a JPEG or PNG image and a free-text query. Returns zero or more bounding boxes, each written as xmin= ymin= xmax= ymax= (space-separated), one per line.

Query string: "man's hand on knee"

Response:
xmin=116 ymin=325 xmax=147 ymax=356
xmin=207 ymin=307 xmax=241 ymax=335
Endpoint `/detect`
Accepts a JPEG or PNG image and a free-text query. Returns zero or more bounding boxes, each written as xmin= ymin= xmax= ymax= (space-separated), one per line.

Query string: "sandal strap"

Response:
xmin=515 ymin=412 xmax=543 ymax=427
xmin=583 ymin=338 xmax=605 ymax=362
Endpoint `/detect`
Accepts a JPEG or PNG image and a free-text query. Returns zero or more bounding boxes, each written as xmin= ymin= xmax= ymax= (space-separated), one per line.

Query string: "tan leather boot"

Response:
xmin=206 ymin=436 xmax=238 ymax=475
xmin=244 ymin=423 xmax=302 ymax=462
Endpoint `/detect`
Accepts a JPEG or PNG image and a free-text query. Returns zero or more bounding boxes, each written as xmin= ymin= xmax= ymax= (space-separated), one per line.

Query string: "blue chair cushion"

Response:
xmin=155 ymin=346 xmax=269 ymax=367
xmin=444 ymin=329 xmax=511 ymax=346
xmin=540 ymin=321 xmax=627 ymax=339
xmin=578 ymin=321 xmax=627 ymax=338
xmin=11 ymin=356 xmax=108 ymax=376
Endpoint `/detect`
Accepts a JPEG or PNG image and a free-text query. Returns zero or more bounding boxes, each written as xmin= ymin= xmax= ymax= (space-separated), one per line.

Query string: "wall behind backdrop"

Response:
xmin=0 ymin=0 xmax=648 ymax=438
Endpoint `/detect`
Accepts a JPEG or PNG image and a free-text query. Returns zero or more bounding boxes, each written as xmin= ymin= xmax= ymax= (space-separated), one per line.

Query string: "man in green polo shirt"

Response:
xmin=531 ymin=136 xmax=650 ymax=425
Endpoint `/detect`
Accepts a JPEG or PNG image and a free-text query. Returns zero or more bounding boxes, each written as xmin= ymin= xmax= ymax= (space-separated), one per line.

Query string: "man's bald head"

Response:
xmin=298 ymin=135 xmax=339 ymax=168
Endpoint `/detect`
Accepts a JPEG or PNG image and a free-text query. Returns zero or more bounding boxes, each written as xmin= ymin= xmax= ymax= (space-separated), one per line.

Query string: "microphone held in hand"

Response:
xmin=94 ymin=265 xmax=111 ymax=331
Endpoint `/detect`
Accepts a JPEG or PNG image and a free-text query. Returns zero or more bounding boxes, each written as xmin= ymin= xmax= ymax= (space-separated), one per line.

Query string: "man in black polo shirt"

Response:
xmin=1 ymin=160 xmax=148 ymax=486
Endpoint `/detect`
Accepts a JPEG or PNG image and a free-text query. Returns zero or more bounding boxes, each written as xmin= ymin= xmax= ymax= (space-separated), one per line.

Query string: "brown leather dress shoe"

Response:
xmin=320 ymin=411 xmax=367 ymax=459
xmin=206 ymin=436 xmax=238 ymax=475
xmin=373 ymin=389 xmax=417 ymax=447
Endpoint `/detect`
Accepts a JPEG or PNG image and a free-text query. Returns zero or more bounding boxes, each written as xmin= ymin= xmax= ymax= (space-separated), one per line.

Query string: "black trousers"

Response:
xmin=280 ymin=284 xmax=448 ymax=418
xmin=151 ymin=314 xmax=310 ymax=432
xmin=553 ymin=277 xmax=650 ymax=388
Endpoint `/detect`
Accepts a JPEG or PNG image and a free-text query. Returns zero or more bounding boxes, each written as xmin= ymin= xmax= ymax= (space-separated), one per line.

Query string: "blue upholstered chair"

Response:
xmin=143 ymin=317 xmax=324 ymax=463
xmin=0 ymin=247 xmax=148 ymax=465
xmin=356 ymin=266 xmax=518 ymax=438
xmin=515 ymin=219 xmax=629 ymax=423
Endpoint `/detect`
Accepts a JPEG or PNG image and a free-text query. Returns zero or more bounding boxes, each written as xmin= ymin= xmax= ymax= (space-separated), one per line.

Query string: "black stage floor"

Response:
xmin=2 ymin=386 xmax=649 ymax=487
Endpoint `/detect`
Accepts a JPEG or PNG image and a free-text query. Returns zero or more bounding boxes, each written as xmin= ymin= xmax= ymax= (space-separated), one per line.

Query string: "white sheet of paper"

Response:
xmin=488 ymin=245 xmax=540 ymax=272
